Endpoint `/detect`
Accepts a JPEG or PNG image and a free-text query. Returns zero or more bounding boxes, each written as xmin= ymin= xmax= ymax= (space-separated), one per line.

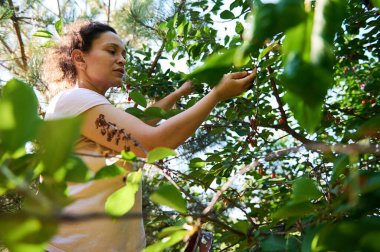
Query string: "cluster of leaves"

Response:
xmin=1 ymin=0 xmax=380 ymax=251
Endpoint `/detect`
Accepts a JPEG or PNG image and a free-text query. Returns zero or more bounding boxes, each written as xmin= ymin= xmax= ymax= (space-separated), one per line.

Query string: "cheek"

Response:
xmin=88 ymin=56 xmax=113 ymax=75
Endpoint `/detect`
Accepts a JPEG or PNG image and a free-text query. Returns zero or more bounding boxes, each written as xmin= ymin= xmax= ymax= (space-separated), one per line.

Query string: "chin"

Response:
xmin=114 ymin=79 xmax=123 ymax=86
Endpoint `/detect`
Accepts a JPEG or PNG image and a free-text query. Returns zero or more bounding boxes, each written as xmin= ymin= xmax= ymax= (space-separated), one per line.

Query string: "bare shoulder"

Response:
xmin=80 ymin=104 xmax=154 ymax=157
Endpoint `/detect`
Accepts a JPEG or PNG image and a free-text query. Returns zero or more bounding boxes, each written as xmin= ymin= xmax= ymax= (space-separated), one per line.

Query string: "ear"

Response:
xmin=71 ymin=49 xmax=86 ymax=66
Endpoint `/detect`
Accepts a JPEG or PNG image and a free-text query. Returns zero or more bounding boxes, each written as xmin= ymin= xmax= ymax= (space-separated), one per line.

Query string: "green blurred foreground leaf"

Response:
xmin=147 ymin=147 xmax=177 ymax=163
xmin=105 ymin=169 xmax=142 ymax=216
xmin=0 ymin=79 xmax=41 ymax=153
xmin=186 ymin=48 xmax=236 ymax=86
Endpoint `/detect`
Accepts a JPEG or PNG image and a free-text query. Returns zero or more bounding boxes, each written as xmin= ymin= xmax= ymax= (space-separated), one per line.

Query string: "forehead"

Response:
xmin=92 ymin=31 xmax=124 ymax=49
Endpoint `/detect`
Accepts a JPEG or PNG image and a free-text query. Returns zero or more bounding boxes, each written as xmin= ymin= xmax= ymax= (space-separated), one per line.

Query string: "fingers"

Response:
xmin=228 ymin=71 xmax=250 ymax=79
xmin=240 ymin=68 xmax=257 ymax=84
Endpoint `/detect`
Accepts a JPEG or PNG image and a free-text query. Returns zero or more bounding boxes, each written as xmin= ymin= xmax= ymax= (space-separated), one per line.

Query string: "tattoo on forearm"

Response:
xmin=95 ymin=114 xmax=146 ymax=153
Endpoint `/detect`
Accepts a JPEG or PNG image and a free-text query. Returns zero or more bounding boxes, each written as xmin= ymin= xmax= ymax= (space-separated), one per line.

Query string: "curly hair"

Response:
xmin=41 ymin=20 xmax=117 ymax=96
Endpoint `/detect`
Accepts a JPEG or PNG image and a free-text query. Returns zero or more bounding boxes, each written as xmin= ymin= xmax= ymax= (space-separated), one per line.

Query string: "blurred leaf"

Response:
xmin=129 ymin=91 xmax=147 ymax=108
xmin=121 ymin=150 xmax=137 ymax=161
xmin=105 ymin=169 xmax=142 ymax=216
xmin=37 ymin=117 xmax=82 ymax=175
xmin=356 ymin=115 xmax=380 ymax=138
xmin=220 ymin=10 xmax=235 ymax=19
xmin=292 ymin=177 xmax=322 ymax=202
xmin=64 ymin=156 xmax=91 ymax=182
xmin=143 ymin=229 xmax=188 ymax=252
xmin=273 ymin=201 xmax=314 ymax=219
xmin=0 ymin=79 xmax=41 ymax=153
xmin=94 ymin=164 xmax=126 ymax=180
xmin=186 ymin=48 xmax=236 ymax=86
xmin=150 ymin=183 xmax=187 ymax=214
xmin=54 ymin=19 xmax=63 ymax=36
xmin=147 ymin=147 xmax=177 ymax=164
xmin=189 ymin=158 xmax=205 ymax=168
xmin=0 ymin=215 xmax=57 ymax=252
xmin=235 ymin=21 xmax=244 ymax=34
xmin=262 ymin=235 xmax=287 ymax=251
xmin=312 ymin=217 xmax=380 ymax=252
xmin=284 ymin=91 xmax=322 ymax=133
xmin=331 ymin=154 xmax=349 ymax=183
xmin=258 ymin=40 xmax=279 ymax=61
xmin=251 ymin=0 xmax=306 ymax=47
xmin=32 ymin=30 xmax=53 ymax=38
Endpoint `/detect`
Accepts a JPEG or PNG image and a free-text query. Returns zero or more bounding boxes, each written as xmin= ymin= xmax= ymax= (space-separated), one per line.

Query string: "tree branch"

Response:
xmin=7 ymin=0 xmax=27 ymax=71
xmin=0 ymin=37 xmax=24 ymax=70
xmin=147 ymin=38 xmax=166 ymax=78
xmin=266 ymin=63 xmax=315 ymax=144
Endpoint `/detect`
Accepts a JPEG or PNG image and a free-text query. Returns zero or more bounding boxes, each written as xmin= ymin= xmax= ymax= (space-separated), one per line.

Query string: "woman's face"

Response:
xmin=82 ymin=31 xmax=126 ymax=92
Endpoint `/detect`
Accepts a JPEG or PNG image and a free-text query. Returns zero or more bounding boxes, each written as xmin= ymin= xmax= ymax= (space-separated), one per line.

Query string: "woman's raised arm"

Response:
xmin=81 ymin=70 xmax=256 ymax=157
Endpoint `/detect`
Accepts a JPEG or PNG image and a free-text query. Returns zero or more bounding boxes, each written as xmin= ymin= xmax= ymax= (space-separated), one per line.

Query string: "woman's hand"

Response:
xmin=212 ymin=69 xmax=257 ymax=101
xmin=176 ymin=81 xmax=195 ymax=97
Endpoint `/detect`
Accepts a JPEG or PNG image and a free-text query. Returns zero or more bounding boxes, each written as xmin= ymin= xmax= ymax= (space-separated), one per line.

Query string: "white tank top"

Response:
xmin=45 ymin=88 xmax=146 ymax=252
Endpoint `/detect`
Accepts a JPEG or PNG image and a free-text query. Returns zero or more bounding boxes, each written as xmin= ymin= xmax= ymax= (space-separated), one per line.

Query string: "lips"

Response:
xmin=114 ymin=68 xmax=125 ymax=75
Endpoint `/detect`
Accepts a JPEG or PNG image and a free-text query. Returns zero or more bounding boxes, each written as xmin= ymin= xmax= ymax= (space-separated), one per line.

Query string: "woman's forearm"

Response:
xmin=144 ymin=90 xmax=182 ymax=126
xmin=150 ymin=89 xmax=220 ymax=149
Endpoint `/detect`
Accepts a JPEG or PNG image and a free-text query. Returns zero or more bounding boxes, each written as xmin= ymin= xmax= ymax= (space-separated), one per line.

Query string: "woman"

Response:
xmin=43 ymin=20 xmax=256 ymax=251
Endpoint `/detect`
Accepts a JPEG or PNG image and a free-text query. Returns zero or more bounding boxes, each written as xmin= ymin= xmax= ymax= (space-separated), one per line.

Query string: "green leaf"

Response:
xmin=105 ymin=170 xmax=142 ymax=216
xmin=251 ymin=0 xmax=306 ymax=47
xmin=64 ymin=156 xmax=91 ymax=182
xmin=284 ymin=91 xmax=322 ymax=133
xmin=0 ymin=7 xmax=13 ymax=21
xmin=121 ymin=150 xmax=137 ymax=161
xmin=125 ymin=107 xmax=145 ymax=118
xmin=37 ymin=117 xmax=82 ymax=175
xmin=272 ymin=201 xmax=314 ymax=219
xmin=32 ymin=30 xmax=53 ymax=38
xmin=292 ymin=177 xmax=322 ymax=202
xmin=94 ymin=164 xmax=126 ymax=180
xmin=220 ymin=10 xmax=235 ymax=19
xmin=331 ymin=154 xmax=349 ymax=183
xmin=147 ymin=147 xmax=177 ymax=164
xmin=129 ymin=91 xmax=147 ymax=108
xmin=262 ymin=235 xmax=287 ymax=251
xmin=356 ymin=114 xmax=380 ymax=138
xmin=312 ymin=217 xmax=380 ymax=252
xmin=258 ymin=40 xmax=279 ymax=61
xmin=0 ymin=79 xmax=41 ymax=153
xmin=189 ymin=158 xmax=205 ymax=168
xmin=54 ymin=19 xmax=64 ymax=36
xmin=372 ymin=0 xmax=380 ymax=8
xmin=186 ymin=48 xmax=236 ymax=87
xmin=235 ymin=21 xmax=244 ymax=34
xmin=0 ymin=215 xmax=57 ymax=252
xmin=144 ymin=106 xmax=166 ymax=120
xmin=143 ymin=230 xmax=188 ymax=252
xmin=150 ymin=183 xmax=187 ymax=214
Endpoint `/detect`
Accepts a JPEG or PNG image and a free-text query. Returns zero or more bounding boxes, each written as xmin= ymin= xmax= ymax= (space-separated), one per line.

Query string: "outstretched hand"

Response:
xmin=212 ymin=69 xmax=257 ymax=101
xmin=176 ymin=81 xmax=195 ymax=97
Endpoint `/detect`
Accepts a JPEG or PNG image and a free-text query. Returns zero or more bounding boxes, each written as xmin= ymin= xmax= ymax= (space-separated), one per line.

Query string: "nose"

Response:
xmin=117 ymin=54 xmax=126 ymax=65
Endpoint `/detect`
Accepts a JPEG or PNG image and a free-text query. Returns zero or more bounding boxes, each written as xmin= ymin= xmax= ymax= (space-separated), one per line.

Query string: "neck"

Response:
xmin=76 ymin=80 xmax=107 ymax=95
